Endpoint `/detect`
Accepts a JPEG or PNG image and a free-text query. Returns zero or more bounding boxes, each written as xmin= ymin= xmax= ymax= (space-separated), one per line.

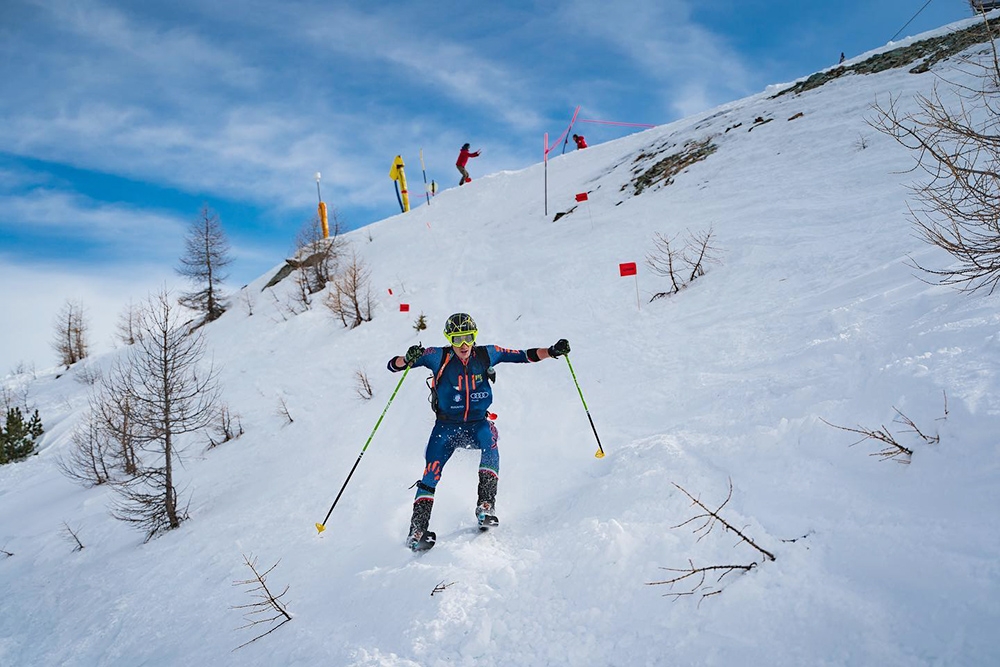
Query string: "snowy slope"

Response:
xmin=3 ymin=16 xmax=1000 ymax=667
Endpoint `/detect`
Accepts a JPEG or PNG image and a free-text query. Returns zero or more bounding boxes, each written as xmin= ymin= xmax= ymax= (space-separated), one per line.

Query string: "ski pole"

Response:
xmin=315 ymin=365 xmax=411 ymax=533
xmin=563 ymin=354 xmax=605 ymax=459
xmin=420 ymin=148 xmax=431 ymax=206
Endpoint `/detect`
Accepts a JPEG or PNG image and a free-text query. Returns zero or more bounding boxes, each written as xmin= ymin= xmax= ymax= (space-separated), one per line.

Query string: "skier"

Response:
xmin=456 ymin=143 xmax=480 ymax=186
xmin=387 ymin=313 xmax=570 ymax=552
xmin=573 ymin=134 xmax=588 ymax=150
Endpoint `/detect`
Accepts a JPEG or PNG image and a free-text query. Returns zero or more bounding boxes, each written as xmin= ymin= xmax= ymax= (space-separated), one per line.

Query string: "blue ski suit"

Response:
xmin=388 ymin=345 xmax=537 ymax=504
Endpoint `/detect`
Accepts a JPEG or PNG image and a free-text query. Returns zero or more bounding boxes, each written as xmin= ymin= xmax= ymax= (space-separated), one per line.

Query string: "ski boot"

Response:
xmin=407 ymin=497 xmax=436 ymax=552
xmin=476 ymin=469 xmax=499 ymax=530
xmin=407 ymin=528 xmax=437 ymax=552
xmin=476 ymin=501 xmax=499 ymax=530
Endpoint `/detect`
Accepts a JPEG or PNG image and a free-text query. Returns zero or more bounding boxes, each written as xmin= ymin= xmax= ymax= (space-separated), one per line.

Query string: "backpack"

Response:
xmin=427 ymin=346 xmax=495 ymax=416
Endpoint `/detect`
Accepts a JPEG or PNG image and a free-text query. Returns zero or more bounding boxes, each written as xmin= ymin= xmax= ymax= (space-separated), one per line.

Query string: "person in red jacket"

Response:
xmin=573 ymin=134 xmax=588 ymax=149
xmin=456 ymin=143 xmax=480 ymax=185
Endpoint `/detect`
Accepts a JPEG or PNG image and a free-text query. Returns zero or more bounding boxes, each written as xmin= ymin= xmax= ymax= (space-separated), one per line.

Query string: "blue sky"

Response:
xmin=0 ymin=0 xmax=974 ymax=372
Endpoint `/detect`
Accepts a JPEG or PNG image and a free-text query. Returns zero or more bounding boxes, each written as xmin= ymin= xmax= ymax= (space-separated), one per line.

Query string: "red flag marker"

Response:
xmin=575 ymin=192 xmax=588 ymax=202
xmin=619 ymin=262 xmax=640 ymax=310
xmin=399 ymin=303 xmax=410 ymax=312
xmin=388 ymin=288 xmax=393 ymax=295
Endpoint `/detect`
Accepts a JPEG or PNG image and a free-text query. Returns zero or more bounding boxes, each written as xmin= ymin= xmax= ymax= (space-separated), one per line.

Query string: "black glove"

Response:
xmin=404 ymin=344 xmax=424 ymax=366
xmin=548 ymin=339 xmax=570 ymax=358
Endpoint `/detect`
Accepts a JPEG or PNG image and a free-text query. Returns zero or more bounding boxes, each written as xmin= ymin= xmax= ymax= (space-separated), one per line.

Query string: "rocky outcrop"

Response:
xmin=774 ymin=19 xmax=998 ymax=98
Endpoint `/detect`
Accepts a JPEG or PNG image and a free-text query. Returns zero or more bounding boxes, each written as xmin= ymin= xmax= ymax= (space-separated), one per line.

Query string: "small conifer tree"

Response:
xmin=0 ymin=407 xmax=44 ymax=464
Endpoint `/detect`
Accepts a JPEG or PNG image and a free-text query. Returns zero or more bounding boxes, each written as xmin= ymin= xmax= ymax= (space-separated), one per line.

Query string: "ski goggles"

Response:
xmin=445 ymin=330 xmax=477 ymax=347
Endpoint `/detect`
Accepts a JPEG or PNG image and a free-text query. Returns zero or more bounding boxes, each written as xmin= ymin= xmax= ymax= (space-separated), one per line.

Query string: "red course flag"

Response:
xmin=399 ymin=303 xmax=410 ymax=312
xmin=575 ymin=192 xmax=588 ymax=202
xmin=619 ymin=262 xmax=637 ymax=277
xmin=388 ymin=288 xmax=393 ymax=295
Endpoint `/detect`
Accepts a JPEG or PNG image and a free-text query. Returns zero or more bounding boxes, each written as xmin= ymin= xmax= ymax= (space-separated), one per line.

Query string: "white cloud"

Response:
xmin=560 ymin=0 xmax=756 ymax=111
xmin=280 ymin=5 xmax=545 ymax=129
xmin=34 ymin=0 xmax=260 ymax=92
xmin=0 ymin=188 xmax=187 ymax=253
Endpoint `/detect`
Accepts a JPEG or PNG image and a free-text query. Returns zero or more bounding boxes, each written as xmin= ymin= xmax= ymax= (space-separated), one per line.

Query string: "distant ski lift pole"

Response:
xmin=316 ymin=172 xmax=329 ymax=238
xmin=420 ymin=149 xmax=431 ymax=206
xmin=544 ymin=132 xmax=549 ymax=216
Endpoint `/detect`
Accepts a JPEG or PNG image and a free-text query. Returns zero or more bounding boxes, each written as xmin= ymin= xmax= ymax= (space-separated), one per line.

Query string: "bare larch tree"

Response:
xmin=324 ymin=252 xmax=374 ymax=328
xmin=177 ymin=205 xmax=233 ymax=321
xmin=871 ymin=18 xmax=1000 ymax=294
xmin=57 ymin=407 xmax=115 ymax=486
xmin=646 ymin=228 xmax=719 ymax=300
xmin=115 ymin=299 xmax=142 ymax=346
xmin=296 ymin=210 xmax=346 ymax=291
xmin=107 ymin=290 xmax=221 ymax=540
xmin=645 ymin=232 xmax=685 ymax=297
xmin=94 ymin=378 xmax=142 ymax=476
xmin=51 ymin=299 xmax=89 ymax=367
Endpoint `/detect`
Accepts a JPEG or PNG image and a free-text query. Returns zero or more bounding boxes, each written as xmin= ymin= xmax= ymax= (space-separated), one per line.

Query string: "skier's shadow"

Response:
xmin=438 ymin=525 xmax=489 ymax=543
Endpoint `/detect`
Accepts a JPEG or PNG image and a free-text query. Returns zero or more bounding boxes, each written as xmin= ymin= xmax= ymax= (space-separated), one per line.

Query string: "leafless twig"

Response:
xmin=431 ymin=581 xmax=457 ymax=596
xmin=672 ymin=479 xmax=776 ymax=562
xmin=824 ymin=395 xmax=947 ymax=460
xmin=647 ymin=227 xmax=721 ymax=300
xmin=646 ymin=559 xmax=756 ymax=604
xmin=61 ymin=522 xmax=85 ymax=551
xmin=650 ymin=479 xmax=774 ymax=604
xmin=821 ymin=418 xmax=914 ymax=463
xmin=231 ymin=553 xmax=293 ymax=651
xmin=208 ymin=404 xmax=244 ymax=449
xmin=683 ymin=227 xmax=719 ymax=282
xmin=780 ymin=531 xmax=814 ymax=543
xmin=276 ymin=397 xmax=294 ymax=425
xmin=354 ymin=370 xmax=374 ymax=400
xmin=892 ymin=408 xmax=940 ymax=445
xmin=266 ymin=291 xmax=290 ymax=322
xmin=646 ymin=232 xmax=685 ymax=298
xmin=241 ymin=290 xmax=254 ymax=317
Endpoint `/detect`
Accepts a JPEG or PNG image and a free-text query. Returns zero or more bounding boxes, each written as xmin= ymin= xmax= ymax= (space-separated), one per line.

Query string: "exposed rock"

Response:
xmin=774 ymin=19 xmax=998 ymax=98
xmin=628 ymin=138 xmax=719 ymax=195
xmin=553 ymin=206 xmax=577 ymax=223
